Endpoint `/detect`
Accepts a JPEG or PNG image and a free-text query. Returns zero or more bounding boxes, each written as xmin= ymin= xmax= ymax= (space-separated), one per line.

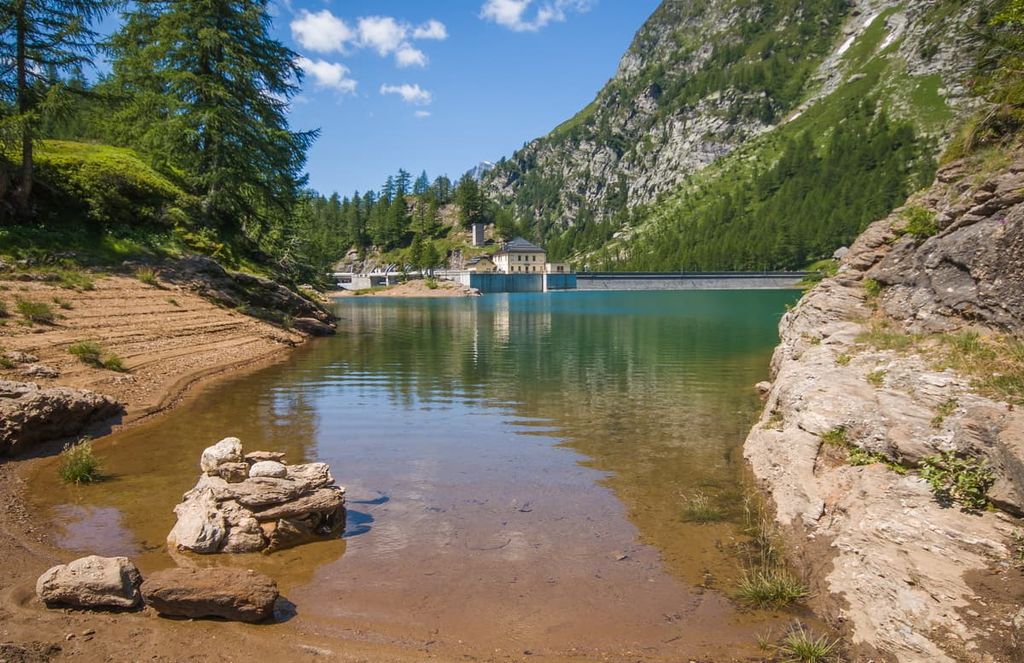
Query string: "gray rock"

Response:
xmin=216 ymin=462 xmax=249 ymax=483
xmin=199 ymin=437 xmax=242 ymax=474
xmin=248 ymin=460 xmax=287 ymax=478
xmin=5 ymin=351 xmax=39 ymax=364
xmin=244 ymin=451 xmax=285 ymax=464
xmin=167 ymin=488 xmax=225 ymax=553
xmin=140 ymin=567 xmax=278 ymax=623
xmin=292 ymin=317 xmax=336 ymax=336
xmin=0 ymin=381 xmax=123 ymax=456
xmin=36 ymin=556 xmax=142 ymax=610
xmin=20 ymin=363 xmax=60 ymax=379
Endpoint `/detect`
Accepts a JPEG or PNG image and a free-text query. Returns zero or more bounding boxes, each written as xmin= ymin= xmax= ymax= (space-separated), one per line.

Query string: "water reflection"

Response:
xmin=30 ymin=290 xmax=800 ymax=656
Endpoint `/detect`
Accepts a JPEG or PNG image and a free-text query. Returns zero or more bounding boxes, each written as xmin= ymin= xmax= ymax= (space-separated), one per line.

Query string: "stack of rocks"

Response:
xmin=168 ymin=437 xmax=346 ymax=554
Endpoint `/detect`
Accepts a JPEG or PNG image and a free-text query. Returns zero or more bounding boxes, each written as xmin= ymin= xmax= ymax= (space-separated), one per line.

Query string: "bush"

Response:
xmin=33 ymin=141 xmax=189 ymax=227
xmin=102 ymin=354 xmax=126 ymax=372
xmin=425 ymin=277 xmax=438 ymax=290
xmin=68 ymin=340 xmax=103 ymax=366
xmin=16 ymin=299 xmax=56 ymax=324
xmin=59 ymin=439 xmax=102 ymax=484
xmin=863 ymin=278 xmax=883 ymax=300
xmin=736 ymin=567 xmax=808 ymax=609
xmin=0 ymin=299 xmax=7 ymax=317
xmin=776 ymin=623 xmax=841 ymax=662
xmin=919 ymin=451 xmax=994 ymax=511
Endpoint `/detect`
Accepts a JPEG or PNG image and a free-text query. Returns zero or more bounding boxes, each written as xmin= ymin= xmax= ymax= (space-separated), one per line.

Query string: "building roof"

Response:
xmin=494 ymin=237 xmax=545 ymax=255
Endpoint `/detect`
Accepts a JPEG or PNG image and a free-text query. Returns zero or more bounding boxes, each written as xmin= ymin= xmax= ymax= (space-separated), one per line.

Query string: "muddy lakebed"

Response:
xmin=29 ymin=290 xmax=807 ymax=660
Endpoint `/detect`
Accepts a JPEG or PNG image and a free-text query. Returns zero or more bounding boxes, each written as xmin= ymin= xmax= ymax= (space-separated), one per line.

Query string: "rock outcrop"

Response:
xmin=157 ymin=256 xmax=336 ymax=334
xmin=745 ymin=153 xmax=1024 ymax=661
xmin=36 ymin=556 xmax=142 ymax=610
xmin=168 ymin=438 xmax=346 ymax=554
xmin=140 ymin=567 xmax=278 ymax=622
xmin=0 ymin=381 xmax=123 ymax=455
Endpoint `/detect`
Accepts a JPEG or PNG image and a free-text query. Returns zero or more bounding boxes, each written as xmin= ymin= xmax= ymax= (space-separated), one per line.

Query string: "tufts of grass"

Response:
xmin=68 ymin=340 xmax=128 ymax=372
xmin=136 ymin=266 xmax=160 ymax=287
xmin=736 ymin=567 xmax=808 ymax=609
xmin=863 ymin=278 xmax=883 ymax=301
xmin=682 ymin=492 xmax=726 ymax=523
xmin=0 ymin=299 xmax=7 ymax=317
xmin=776 ymin=622 xmax=842 ymax=662
xmin=866 ymin=369 xmax=887 ymax=387
xmin=166 ymin=297 xmax=180 ymax=307
xmin=765 ymin=410 xmax=785 ymax=430
xmin=847 ymin=446 xmax=907 ymax=474
xmin=900 ymin=205 xmax=939 ymax=239
xmin=931 ymin=398 xmax=958 ymax=428
xmin=59 ymin=438 xmax=102 ymax=484
xmin=0 ymin=348 xmax=13 ymax=369
xmin=820 ymin=426 xmax=847 ymax=447
xmin=49 ymin=269 xmax=95 ymax=291
xmin=919 ymin=451 xmax=994 ymax=511
xmin=52 ymin=296 xmax=73 ymax=310
xmin=425 ymin=277 xmax=439 ymax=290
xmin=934 ymin=332 xmax=1024 ymax=405
xmin=835 ymin=353 xmax=852 ymax=366
xmin=856 ymin=321 xmax=916 ymax=351
xmin=16 ymin=299 xmax=56 ymax=324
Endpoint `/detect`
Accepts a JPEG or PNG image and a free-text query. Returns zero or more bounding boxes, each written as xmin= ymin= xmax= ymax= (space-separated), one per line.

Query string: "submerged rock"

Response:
xmin=0 ymin=381 xmax=123 ymax=456
xmin=168 ymin=439 xmax=345 ymax=554
xmin=141 ymin=567 xmax=278 ymax=622
xmin=36 ymin=555 xmax=142 ymax=610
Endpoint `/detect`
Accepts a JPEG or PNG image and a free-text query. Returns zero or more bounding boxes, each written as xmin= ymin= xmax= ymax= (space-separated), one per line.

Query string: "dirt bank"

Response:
xmin=744 ymin=151 xmax=1024 ymax=661
xmin=0 ymin=272 xmax=411 ymax=662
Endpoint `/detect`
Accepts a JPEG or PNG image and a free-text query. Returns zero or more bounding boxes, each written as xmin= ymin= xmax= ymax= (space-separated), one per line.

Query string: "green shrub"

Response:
xmin=835 ymin=353 xmax=852 ymax=366
xmin=52 ymin=297 xmax=73 ymax=310
xmin=776 ymin=623 xmax=841 ymax=662
xmin=919 ymin=451 xmax=994 ymax=511
xmin=16 ymin=299 xmax=56 ymax=324
xmin=931 ymin=399 xmax=958 ymax=428
xmin=0 ymin=299 xmax=7 ymax=317
xmin=59 ymin=439 xmax=102 ymax=484
xmin=900 ymin=206 xmax=939 ymax=239
xmin=866 ymin=369 xmax=887 ymax=387
xmin=736 ymin=567 xmax=807 ymax=609
xmin=425 ymin=277 xmax=439 ymax=290
xmin=820 ymin=427 xmax=847 ymax=447
xmin=68 ymin=341 xmax=127 ymax=371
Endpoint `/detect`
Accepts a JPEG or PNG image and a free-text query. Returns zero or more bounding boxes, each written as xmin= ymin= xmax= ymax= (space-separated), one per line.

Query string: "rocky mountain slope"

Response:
xmin=745 ymin=147 xmax=1024 ymax=661
xmin=484 ymin=0 xmax=989 ymax=269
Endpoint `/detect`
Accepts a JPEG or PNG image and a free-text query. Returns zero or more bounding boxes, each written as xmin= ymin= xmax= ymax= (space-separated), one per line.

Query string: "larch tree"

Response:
xmin=106 ymin=0 xmax=316 ymax=231
xmin=0 ymin=0 xmax=112 ymax=217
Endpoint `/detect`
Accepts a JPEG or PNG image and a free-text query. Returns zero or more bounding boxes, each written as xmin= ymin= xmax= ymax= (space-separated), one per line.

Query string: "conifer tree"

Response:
xmin=106 ymin=0 xmax=315 ymax=228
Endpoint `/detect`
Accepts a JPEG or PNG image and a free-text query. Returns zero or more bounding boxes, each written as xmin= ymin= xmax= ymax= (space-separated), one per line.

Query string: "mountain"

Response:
xmin=483 ymin=0 xmax=991 ymax=270
xmin=466 ymin=161 xmax=496 ymax=182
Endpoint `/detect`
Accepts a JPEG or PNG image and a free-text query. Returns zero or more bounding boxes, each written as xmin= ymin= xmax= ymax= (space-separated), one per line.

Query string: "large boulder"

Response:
xmin=168 ymin=439 xmax=346 ymax=554
xmin=292 ymin=317 xmax=336 ymax=336
xmin=36 ymin=555 xmax=142 ymax=610
xmin=0 ymin=381 xmax=123 ymax=456
xmin=140 ymin=567 xmax=278 ymax=622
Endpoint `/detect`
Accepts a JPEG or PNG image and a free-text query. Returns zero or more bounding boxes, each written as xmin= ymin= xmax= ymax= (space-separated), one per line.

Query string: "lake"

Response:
xmin=32 ymin=289 xmax=803 ymax=660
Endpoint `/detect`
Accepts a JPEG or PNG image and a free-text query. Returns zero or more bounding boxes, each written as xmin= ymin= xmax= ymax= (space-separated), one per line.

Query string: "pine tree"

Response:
xmin=395 ymin=168 xmax=411 ymax=196
xmin=454 ymin=173 xmax=486 ymax=228
xmin=106 ymin=0 xmax=316 ymax=228
xmin=413 ymin=170 xmax=429 ymax=195
xmin=0 ymin=0 xmax=113 ymax=216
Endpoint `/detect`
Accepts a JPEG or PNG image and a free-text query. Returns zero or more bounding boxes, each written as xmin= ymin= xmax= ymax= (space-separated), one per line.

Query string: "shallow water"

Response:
xmin=32 ymin=290 xmax=802 ymax=659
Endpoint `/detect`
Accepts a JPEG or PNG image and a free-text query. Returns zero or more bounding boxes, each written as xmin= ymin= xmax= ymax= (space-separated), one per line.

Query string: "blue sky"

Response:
xmin=271 ymin=0 xmax=661 ymax=196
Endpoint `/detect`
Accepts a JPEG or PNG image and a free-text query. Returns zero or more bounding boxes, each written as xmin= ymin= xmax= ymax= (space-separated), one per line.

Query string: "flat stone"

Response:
xmin=141 ymin=567 xmax=278 ymax=622
xmin=244 ymin=451 xmax=285 ymax=463
xmin=248 ymin=460 xmax=287 ymax=479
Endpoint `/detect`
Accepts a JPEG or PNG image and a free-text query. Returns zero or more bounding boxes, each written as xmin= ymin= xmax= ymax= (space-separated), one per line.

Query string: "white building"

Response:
xmin=492 ymin=237 xmax=546 ymax=274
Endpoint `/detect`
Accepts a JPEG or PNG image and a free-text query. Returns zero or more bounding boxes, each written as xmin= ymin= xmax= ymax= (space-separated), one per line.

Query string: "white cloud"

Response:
xmin=413 ymin=19 xmax=448 ymax=40
xmin=297 ymin=56 xmax=357 ymax=93
xmin=290 ymin=9 xmax=354 ymax=53
xmin=414 ymin=110 xmax=432 ymax=118
xmin=395 ymin=44 xmax=427 ymax=68
xmin=480 ymin=0 xmax=592 ymax=31
xmin=380 ymin=83 xmax=432 ymax=105
xmin=358 ymin=16 xmax=407 ymax=55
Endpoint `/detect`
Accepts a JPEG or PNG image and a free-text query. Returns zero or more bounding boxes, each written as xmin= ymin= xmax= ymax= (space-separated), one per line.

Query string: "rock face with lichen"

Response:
xmin=744 ymin=152 xmax=1024 ymax=661
xmin=168 ymin=437 xmax=346 ymax=554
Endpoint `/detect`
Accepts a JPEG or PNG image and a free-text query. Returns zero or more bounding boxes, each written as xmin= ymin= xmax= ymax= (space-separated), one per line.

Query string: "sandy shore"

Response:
xmin=0 ymin=274 xmax=431 ymax=662
xmin=330 ymin=278 xmax=479 ymax=298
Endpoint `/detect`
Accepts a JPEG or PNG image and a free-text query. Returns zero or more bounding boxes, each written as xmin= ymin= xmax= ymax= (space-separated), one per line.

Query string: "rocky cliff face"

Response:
xmin=485 ymin=0 xmax=987 ymax=263
xmin=745 ymin=149 xmax=1024 ymax=661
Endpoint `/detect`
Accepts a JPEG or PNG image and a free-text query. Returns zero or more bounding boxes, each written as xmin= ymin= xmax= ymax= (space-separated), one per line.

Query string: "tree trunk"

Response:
xmin=13 ymin=0 xmax=32 ymax=216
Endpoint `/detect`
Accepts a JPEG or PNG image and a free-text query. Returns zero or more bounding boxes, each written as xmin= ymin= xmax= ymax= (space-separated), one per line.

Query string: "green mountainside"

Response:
xmin=484 ymin=0 xmax=992 ymax=270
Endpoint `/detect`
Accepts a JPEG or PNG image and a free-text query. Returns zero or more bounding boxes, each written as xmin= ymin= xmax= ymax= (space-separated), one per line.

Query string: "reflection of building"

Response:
xmin=466 ymin=256 xmax=497 ymax=273
xmin=493 ymin=237 xmax=546 ymax=274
